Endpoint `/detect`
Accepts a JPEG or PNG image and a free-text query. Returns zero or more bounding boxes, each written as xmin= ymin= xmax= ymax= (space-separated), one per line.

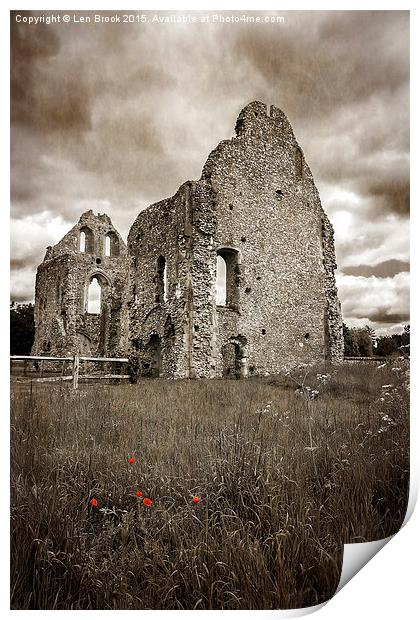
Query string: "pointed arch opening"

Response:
xmin=86 ymin=277 xmax=102 ymax=314
xmin=85 ymin=272 xmax=110 ymax=315
xmin=79 ymin=226 xmax=94 ymax=253
xmin=104 ymin=231 xmax=120 ymax=257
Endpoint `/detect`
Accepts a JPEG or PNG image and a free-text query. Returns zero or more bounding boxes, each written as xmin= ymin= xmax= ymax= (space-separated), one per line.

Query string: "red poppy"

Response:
xmin=143 ymin=497 xmax=152 ymax=507
xmin=128 ymin=456 xmax=136 ymax=464
xmin=193 ymin=496 xmax=200 ymax=504
xmin=135 ymin=490 xmax=143 ymax=497
xmin=90 ymin=498 xmax=98 ymax=507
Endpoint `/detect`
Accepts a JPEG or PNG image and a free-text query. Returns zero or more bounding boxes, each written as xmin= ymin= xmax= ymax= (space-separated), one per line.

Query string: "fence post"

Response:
xmin=73 ymin=354 xmax=80 ymax=389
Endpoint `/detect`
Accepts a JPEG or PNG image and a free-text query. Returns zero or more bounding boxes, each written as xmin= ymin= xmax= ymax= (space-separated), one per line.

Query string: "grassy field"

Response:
xmin=10 ymin=360 xmax=409 ymax=610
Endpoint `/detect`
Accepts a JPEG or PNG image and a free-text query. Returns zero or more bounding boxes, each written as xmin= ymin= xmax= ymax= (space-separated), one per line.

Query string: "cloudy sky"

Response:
xmin=10 ymin=10 xmax=409 ymax=335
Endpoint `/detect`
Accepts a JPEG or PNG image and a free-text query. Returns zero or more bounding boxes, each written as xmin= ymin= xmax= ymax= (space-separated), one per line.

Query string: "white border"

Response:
xmin=3 ymin=2 xmax=418 ymax=618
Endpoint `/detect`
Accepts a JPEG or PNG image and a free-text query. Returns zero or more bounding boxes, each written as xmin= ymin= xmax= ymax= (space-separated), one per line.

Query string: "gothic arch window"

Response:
xmin=86 ymin=277 xmax=102 ymax=314
xmin=85 ymin=272 xmax=110 ymax=314
xmin=156 ymin=256 xmax=168 ymax=303
xmin=216 ymin=248 xmax=239 ymax=309
xmin=79 ymin=226 xmax=94 ymax=253
xmin=104 ymin=231 xmax=120 ymax=257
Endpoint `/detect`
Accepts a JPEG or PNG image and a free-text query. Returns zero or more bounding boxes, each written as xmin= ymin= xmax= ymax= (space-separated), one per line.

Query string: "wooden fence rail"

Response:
xmin=10 ymin=354 xmax=129 ymax=389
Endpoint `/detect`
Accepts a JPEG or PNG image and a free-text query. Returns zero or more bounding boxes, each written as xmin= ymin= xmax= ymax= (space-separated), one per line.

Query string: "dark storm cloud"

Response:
xmin=10 ymin=10 xmax=409 ymax=333
xmin=229 ymin=10 xmax=409 ymax=219
xmin=366 ymin=311 xmax=410 ymax=324
xmin=341 ymin=260 xmax=410 ymax=278
xmin=11 ymin=13 xmax=92 ymax=132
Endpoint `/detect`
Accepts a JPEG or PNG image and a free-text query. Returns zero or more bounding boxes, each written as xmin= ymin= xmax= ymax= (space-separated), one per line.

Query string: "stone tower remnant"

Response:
xmin=32 ymin=210 xmax=130 ymax=358
xmin=32 ymin=101 xmax=344 ymax=376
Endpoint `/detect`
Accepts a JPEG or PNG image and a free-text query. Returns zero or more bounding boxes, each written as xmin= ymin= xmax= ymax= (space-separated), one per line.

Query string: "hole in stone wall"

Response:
xmin=96 ymin=258 xmax=101 ymax=265
xmin=245 ymin=287 xmax=251 ymax=293
xmin=305 ymin=333 xmax=310 ymax=340
xmin=241 ymin=236 xmax=246 ymax=242
xmin=216 ymin=249 xmax=239 ymax=308
xmin=222 ymin=342 xmax=241 ymax=378
xmin=261 ymin=329 xmax=266 ymax=335
xmin=156 ymin=256 xmax=168 ymax=303
xmin=256 ymin=276 xmax=261 ymax=281
xmin=79 ymin=227 xmax=94 ymax=253
xmin=275 ymin=190 xmax=284 ymax=198
xmin=194 ymin=325 xmax=200 ymax=332
xmin=87 ymin=277 xmax=102 ymax=314
xmin=229 ymin=204 xmax=234 ymax=211
xmin=216 ymin=255 xmax=227 ymax=306
xmin=104 ymin=232 xmax=120 ymax=257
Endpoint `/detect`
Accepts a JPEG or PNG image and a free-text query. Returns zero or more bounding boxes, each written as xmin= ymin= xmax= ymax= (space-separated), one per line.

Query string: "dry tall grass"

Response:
xmin=10 ymin=361 xmax=409 ymax=609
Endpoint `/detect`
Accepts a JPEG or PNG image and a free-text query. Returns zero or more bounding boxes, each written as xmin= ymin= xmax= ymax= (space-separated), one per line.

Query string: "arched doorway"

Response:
xmin=221 ymin=336 xmax=248 ymax=379
xmin=144 ymin=333 xmax=162 ymax=377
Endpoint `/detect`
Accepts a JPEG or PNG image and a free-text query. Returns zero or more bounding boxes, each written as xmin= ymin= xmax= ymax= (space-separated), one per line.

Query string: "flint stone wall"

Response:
xmin=32 ymin=210 xmax=131 ymax=358
xmin=33 ymin=102 xmax=344 ymax=376
xmin=127 ymin=101 xmax=343 ymax=377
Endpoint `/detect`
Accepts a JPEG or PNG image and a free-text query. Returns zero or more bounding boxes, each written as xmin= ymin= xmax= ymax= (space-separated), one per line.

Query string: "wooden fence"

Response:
xmin=344 ymin=356 xmax=388 ymax=363
xmin=10 ymin=355 xmax=129 ymax=389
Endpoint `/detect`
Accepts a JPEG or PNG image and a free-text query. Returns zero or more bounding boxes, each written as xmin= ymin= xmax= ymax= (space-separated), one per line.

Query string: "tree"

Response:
xmin=10 ymin=303 xmax=35 ymax=355
xmin=343 ymin=324 xmax=359 ymax=357
xmin=343 ymin=324 xmax=374 ymax=357
xmin=357 ymin=328 xmax=374 ymax=357
xmin=376 ymin=324 xmax=410 ymax=357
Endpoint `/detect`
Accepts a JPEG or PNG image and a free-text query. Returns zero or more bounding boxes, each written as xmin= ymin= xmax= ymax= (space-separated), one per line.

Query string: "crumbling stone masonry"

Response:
xmin=32 ymin=210 xmax=130 ymax=358
xmin=32 ymin=101 xmax=344 ymax=376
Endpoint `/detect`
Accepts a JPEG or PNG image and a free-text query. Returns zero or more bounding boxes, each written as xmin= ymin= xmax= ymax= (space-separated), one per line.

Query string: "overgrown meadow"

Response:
xmin=10 ymin=360 xmax=409 ymax=610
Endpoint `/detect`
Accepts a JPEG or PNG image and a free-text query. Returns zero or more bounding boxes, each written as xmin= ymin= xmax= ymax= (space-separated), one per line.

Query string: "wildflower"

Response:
xmin=135 ymin=490 xmax=143 ymax=497
xmin=90 ymin=498 xmax=98 ymax=507
xmin=193 ymin=496 xmax=200 ymax=504
xmin=128 ymin=456 xmax=136 ymax=464
xmin=143 ymin=498 xmax=152 ymax=507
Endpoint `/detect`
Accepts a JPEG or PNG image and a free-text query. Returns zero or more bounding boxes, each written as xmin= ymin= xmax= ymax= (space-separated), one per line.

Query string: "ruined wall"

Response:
xmin=127 ymin=101 xmax=343 ymax=378
xmin=33 ymin=101 xmax=343 ymax=376
xmin=32 ymin=210 xmax=130 ymax=358
xmin=127 ymin=182 xmax=205 ymax=378
xmin=187 ymin=101 xmax=344 ymax=377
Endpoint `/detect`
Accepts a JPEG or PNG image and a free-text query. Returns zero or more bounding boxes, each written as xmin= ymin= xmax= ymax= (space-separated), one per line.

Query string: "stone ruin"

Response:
xmin=32 ymin=101 xmax=344 ymax=378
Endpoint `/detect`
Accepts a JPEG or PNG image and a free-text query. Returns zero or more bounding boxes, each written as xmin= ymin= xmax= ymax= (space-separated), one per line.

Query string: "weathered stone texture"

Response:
xmin=33 ymin=102 xmax=344 ymax=375
xmin=32 ymin=210 xmax=130 ymax=358
xmin=127 ymin=101 xmax=343 ymax=377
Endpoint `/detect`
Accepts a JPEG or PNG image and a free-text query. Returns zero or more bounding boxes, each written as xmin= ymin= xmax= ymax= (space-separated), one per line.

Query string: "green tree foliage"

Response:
xmin=10 ymin=303 xmax=35 ymax=355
